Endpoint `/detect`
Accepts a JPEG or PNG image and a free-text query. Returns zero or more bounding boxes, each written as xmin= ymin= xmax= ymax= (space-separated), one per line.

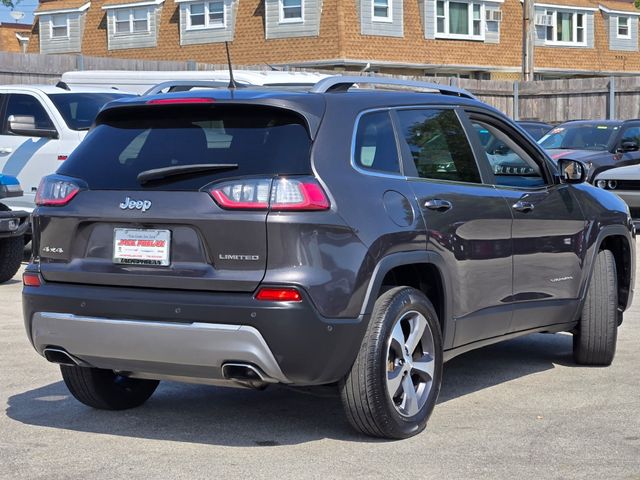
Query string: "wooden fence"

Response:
xmin=2 ymin=51 xmax=639 ymax=123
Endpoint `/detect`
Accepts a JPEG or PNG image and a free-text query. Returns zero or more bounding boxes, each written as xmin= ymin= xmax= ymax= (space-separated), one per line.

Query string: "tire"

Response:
xmin=0 ymin=235 xmax=24 ymax=283
xmin=340 ymin=286 xmax=443 ymax=439
xmin=60 ymin=365 xmax=159 ymax=410
xmin=573 ymin=249 xmax=618 ymax=366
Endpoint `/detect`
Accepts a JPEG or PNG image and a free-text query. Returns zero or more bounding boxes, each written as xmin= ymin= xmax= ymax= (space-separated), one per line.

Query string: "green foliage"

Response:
xmin=636 ymin=0 xmax=640 ymax=10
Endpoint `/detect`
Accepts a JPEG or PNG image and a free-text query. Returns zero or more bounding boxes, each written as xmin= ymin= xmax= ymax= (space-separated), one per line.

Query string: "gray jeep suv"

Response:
xmin=23 ymin=77 xmax=635 ymax=439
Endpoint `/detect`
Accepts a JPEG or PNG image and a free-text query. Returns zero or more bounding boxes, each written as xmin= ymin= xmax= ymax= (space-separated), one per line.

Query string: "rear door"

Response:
xmin=35 ymin=102 xmax=314 ymax=292
xmin=467 ymin=111 xmax=587 ymax=332
xmin=395 ymin=107 xmax=514 ymax=347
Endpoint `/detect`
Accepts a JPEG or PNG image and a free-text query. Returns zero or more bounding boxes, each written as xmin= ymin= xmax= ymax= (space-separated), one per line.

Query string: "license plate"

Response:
xmin=113 ymin=228 xmax=171 ymax=266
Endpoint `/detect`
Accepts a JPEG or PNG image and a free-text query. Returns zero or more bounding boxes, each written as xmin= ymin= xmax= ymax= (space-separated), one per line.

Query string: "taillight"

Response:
xmin=210 ymin=179 xmax=271 ymax=210
xmin=255 ymin=287 xmax=302 ymax=302
xmin=23 ymin=272 xmax=41 ymax=287
xmin=35 ymin=175 xmax=82 ymax=206
xmin=207 ymin=177 xmax=329 ymax=211
xmin=270 ymin=178 xmax=330 ymax=211
xmin=147 ymin=98 xmax=215 ymax=105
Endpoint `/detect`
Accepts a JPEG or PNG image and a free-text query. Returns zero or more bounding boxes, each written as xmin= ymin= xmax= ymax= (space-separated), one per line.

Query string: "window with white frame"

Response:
xmin=114 ymin=7 xmax=149 ymax=35
xmin=617 ymin=16 xmax=630 ymax=38
xmin=544 ymin=10 xmax=586 ymax=45
xmin=436 ymin=0 xmax=483 ymax=39
xmin=279 ymin=0 xmax=303 ymax=22
xmin=50 ymin=14 xmax=69 ymax=38
xmin=187 ymin=1 xmax=225 ymax=29
xmin=373 ymin=0 xmax=392 ymax=21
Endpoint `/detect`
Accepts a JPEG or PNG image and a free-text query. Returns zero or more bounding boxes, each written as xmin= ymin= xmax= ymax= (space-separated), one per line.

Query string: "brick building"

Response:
xmin=0 ymin=22 xmax=31 ymax=53
xmin=27 ymin=0 xmax=640 ymax=79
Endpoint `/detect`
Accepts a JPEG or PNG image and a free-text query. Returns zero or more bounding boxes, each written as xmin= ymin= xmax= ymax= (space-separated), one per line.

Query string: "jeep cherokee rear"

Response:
xmin=23 ymin=77 xmax=635 ymax=439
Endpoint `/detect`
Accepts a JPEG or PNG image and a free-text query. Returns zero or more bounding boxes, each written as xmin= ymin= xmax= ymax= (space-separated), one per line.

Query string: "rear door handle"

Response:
xmin=0 ymin=147 xmax=13 ymax=154
xmin=513 ymin=201 xmax=535 ymax=213
xmin=425 ymin=199 xmax=453 ymax=212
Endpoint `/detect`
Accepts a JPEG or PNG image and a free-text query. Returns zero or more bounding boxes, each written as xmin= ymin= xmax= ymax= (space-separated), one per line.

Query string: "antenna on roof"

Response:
xmin=224 ymin=41 xmax=238 ymax=90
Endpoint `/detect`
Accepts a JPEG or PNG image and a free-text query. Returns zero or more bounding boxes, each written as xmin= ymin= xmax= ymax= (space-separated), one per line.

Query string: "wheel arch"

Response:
xmin=359 ymin=251 xmax=455 ymax=349
xmin=582 ymin=225 xmax=635 ymax=317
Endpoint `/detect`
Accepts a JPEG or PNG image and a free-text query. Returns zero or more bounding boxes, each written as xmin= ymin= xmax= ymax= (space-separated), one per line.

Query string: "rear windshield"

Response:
xmin=58 ymin=105 xmax=312 ymax=190
xmin=47 ymin=93 xmax=133 ymax=131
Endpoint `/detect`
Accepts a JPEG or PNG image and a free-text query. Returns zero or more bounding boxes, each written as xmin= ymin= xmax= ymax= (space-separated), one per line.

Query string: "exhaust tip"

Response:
xmin=43 ymin=348 xmax=79 ymax=366
xmin=221 ymin=363 xmax=276 ymax=389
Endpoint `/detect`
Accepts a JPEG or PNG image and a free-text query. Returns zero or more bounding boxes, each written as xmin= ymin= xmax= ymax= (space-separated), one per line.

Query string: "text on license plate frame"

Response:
xmin=113 ymin=228 xmax=171 ymax=266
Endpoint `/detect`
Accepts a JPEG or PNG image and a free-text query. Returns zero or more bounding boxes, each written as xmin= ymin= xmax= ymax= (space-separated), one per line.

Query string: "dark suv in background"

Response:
xmin=23 ymin=77 xmax=635 ymax=439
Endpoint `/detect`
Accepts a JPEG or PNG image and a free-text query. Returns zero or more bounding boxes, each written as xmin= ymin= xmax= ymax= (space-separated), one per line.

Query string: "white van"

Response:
xmin=60 ymin=70 xmax=330 ymax=95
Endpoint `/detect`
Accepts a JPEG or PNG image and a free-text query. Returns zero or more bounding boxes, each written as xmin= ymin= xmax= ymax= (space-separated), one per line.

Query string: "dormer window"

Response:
xmin=50 ymin=14 xmax=69 ymax=38
xmin=373 ymin=0 xmax=392 ymax=22
xmin=435 ymin=0 xmax=484 ymax=40
xmin=280 ymin=0 xmax=303 ymax=23
xmin=114 ymin=8 xmax=150 ymax=34
xmin=617 ymin=16 xmax=630 ymax=38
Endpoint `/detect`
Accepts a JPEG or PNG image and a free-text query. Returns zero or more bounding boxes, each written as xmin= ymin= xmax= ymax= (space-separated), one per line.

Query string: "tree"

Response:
xmin=2 ymin=0 xmax=17 ymax=7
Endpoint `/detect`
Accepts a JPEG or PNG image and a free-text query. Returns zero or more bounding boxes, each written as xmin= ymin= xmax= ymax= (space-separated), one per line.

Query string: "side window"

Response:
xmin=4 ymin=94 xmax=55 ymax=135
xmin=354 ymin=111 xmax=401 ymax=174
xmin=472 ymin=120 xmax=545 ymax=188
xmin=620 ymin=126 xmax=640 ymax=146
xmin=396 ymin=108 xmax=481 ymax=183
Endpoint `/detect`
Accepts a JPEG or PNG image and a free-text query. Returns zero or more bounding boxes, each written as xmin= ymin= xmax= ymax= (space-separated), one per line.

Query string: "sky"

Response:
xmin=0 ymin=1 xmax=36 ymax=26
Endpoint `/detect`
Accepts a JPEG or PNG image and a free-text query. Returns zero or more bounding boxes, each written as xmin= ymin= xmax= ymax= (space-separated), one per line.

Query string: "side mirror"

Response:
xmin=558 ymin=158 xmax=587 ymax=184
xmin=618 ymin=140 xmax=640 ymax=153
xmin=8 ymin=115 xmax=58 ymax=139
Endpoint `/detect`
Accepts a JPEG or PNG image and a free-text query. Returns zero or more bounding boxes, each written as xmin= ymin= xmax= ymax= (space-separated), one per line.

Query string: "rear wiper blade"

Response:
xmin=137 ymin=163 xmax=238 ymax=185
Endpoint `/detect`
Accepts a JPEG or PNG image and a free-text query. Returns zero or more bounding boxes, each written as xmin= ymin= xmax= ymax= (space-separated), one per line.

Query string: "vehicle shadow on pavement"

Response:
xmin=6 ymin=333 xmax=574 ymax=445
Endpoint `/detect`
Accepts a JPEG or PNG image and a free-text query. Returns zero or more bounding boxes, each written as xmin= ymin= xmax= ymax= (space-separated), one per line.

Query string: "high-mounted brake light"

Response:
xmin=208 ymin=177 xmax=330 ymax=211
xmin=255 ymin=287 xmax=302 ymax=302
xmin=35 ymin=176 xmax=82 ymax=206
xmin=146 ymin=98 xmax=215 ymax=105
xmin=22 ymin=272 xmax=41 ymax=287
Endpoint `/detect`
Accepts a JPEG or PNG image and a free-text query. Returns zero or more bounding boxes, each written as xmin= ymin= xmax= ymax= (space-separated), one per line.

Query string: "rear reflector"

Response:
xmin=147 ymin=98 xmax=215 ymax=105
xmin=36 ymin=175 xmax=82 ymax=206
xmin=57 ymin=155 xmax=68 ymax=161
xmin=208 ymin=177 xmax=330 ymax=211
xmin=255 ymin=287 xmax=302 ymax=302
xmin=23 ymin=272 xmax=41 ymax=287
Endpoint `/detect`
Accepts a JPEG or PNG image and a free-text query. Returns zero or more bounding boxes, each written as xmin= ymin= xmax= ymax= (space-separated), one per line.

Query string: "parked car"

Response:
xmin=60 ymin=70 xmax=330 ymax=95
xmin=0 ymin=85 xmax=135 ymax=212
xmin=517 ymin=120 xmax=553 ymax=141
xmin=0 ymin=174 xmax=28 ymax=282
xmin=538 ymin=119 xmax=640 ymax=181
xmin=23 ymin=76 xmax=635 ymax=440
xmin=594 ymin=164 xmax=640 ymax=218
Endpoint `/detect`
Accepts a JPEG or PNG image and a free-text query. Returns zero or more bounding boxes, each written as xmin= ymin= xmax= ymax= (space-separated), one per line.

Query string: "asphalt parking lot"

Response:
xmin=1 ymin=263 xmax=639 ymax=480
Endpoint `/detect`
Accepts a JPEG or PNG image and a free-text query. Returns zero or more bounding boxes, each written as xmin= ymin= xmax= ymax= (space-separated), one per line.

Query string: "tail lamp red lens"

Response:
xmin=23 ymin=272 xmax=41 ymax=287
xmin=36 ymin=176 xmax=82 ymax=206
xmin=208 ymin=177 xmax=330 ymax=211
xmin=255 ymin=287 xmax=302 ymax=302
xmin=146 ymin=98 xmax=215 ymax=105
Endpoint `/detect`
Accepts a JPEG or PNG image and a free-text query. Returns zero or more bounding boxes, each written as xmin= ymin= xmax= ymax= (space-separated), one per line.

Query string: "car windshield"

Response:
xmin=47 ymin=93 xmax=134 ymax=131
xmin=539 ymin=123 xmax=620 ymax=151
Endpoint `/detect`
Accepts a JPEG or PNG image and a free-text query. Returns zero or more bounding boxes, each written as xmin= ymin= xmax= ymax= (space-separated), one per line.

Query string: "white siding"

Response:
xmin=360 ymin=0 xmax=403 ymax=37
xmin=106 ymin=5 xmax=161 ymax=50
xmin=265 ymin=0 xmax=322 ymax=39
xmin=39 ymin=12 xmax=86 ymax=54
xmin=179 ymin=0 xmax=237 ymax=45
xmin=608 ymin=14 xmax=638 ymax=52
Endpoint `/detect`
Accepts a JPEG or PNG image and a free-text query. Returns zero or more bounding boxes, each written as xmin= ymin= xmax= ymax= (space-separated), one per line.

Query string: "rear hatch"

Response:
xmin=34 ymin=100 xmax=316 ymax=292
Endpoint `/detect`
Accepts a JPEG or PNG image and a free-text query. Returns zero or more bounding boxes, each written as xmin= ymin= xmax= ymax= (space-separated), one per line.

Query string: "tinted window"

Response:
xmin=620 ymin=126 xmax=640 ymax=145
xmin=58 ymin=105 xmax=312 ymax=190
xmin=519 ymin=123 xmax=551 ymax=141
xmin=48 ymin=93 xmax=133 ymax=131
xmin=473 ymin=122 xmax=544 ymax=188
xmin=539 ymin=123 xmax=619 ymax=150
xmin=3 ymin=94 xmax=55 ymax=134
xmin=396 ymin=109 xmax=481 ymax=183
xmin=353 ymin=111 xmax=400 ymax=174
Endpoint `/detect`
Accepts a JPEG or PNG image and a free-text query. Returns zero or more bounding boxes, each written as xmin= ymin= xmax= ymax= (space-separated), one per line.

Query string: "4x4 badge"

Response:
xmin=120 ymin=197 xmax=152 ymax=212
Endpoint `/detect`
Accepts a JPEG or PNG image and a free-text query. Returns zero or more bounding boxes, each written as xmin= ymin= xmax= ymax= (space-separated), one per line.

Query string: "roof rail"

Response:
xmin=143 ymin=80 xmax=235 ymax=96
xmin=309 ymin=75 xmax=475 ymax=99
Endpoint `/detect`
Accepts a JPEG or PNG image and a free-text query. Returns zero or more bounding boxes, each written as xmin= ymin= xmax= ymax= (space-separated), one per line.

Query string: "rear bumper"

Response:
xmin=23 ymin=276 xmax=369 ymax=385
xmin=31 ymin=312 xmax=289 ymax=383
